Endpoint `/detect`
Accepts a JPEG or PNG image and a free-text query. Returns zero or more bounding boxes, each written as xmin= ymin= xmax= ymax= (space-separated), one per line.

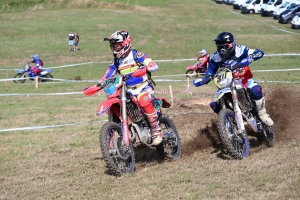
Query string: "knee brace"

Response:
xmin=247 ymin=85 xmax=263 ymax=100
xmin=138 ymin=92 xmax=155 ymax=114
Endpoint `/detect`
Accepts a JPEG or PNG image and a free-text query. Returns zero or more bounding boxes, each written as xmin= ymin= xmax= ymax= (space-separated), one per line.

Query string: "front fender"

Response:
xmin=96 ymin=98 xmax=120 ymax=116
xmin=212 ymin=88 xmax=231 ymax=102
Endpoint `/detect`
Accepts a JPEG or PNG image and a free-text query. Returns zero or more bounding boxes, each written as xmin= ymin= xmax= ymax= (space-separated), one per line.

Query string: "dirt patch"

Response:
xmin=166 ymin=87 xmax=300 ymax=158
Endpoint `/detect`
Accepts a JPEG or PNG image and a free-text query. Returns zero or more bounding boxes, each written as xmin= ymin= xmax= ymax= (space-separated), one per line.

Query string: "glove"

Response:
xmin=96 ymin=82 xmax=103 ymax=87
xmin=224 ymin=60 xmax=238 ymax=71
xmin=193 ymin=76 xmax=211 ymax=87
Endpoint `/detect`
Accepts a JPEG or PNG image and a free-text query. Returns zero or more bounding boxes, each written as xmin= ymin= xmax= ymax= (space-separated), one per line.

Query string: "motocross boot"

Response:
xmin=254 ymin=97 xmax=274 ymax=127
xmin=146 ymin=111 xmax=163 ymax=146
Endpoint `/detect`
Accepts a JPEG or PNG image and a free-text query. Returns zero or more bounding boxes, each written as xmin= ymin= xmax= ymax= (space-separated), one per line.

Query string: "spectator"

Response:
xmin=68 ymin=31 xmax=75 ymax=51
xmin=74 ymin=32 xmax=79 ymax=52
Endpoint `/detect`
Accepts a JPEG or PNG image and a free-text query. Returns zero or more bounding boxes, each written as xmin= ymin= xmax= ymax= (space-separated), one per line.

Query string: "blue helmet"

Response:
xmin=31 ymin=54 xmax=39 ymax=61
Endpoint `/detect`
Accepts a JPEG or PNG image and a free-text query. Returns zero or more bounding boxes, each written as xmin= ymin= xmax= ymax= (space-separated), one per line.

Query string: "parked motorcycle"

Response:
xmin=13 ymin=61 xmax=54 ymax=83
xmin=83 ymin=75 xmax=181 ymax=176
xmin=196 ymin=67 xmax=275 ymax=159
xmin=185 ymin=61 xmax=207 ymax=78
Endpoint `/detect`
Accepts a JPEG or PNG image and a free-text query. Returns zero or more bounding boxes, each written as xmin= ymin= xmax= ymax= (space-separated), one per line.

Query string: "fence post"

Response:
xmin=35 ymin=76 xmax=38 ymax=89
xmin=169 ymin=85 xmax=173 ymax=105
xmin=187 ymin=77 xmax=190 ymax=98
xmin=5 ymin=69 xmax=8 ymax=85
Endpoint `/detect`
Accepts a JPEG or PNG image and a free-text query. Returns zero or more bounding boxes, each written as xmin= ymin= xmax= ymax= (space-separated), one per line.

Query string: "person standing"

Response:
xmin=68 ymin=31 xmax=75 ymax=51
xmin=74 ymin=32 xmax=79 ymax=52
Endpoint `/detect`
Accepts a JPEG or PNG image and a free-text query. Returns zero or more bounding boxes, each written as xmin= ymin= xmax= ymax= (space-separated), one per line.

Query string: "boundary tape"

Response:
xmin=1 ymin=53 xmax=299 ymax=71
xmin=0 ymin=120 xmax=108 ymax=132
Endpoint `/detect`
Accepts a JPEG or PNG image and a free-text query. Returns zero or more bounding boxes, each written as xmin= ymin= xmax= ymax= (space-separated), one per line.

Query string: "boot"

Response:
xmin=146 ymin=112 xmax=163 ymax=146
xmin=254 ymin=97 xmax=274 ymax=126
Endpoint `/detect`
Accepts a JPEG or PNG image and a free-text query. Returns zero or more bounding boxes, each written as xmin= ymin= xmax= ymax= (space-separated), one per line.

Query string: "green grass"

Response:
xmin=0 ymin=1 xmax=300 ymax=199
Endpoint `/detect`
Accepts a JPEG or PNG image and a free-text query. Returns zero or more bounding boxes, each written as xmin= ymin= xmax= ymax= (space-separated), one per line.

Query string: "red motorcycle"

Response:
xmin=185 ymin=61 xmax=208 ymax=78
xmin=83 ymin=75 xmax=181 ymax=176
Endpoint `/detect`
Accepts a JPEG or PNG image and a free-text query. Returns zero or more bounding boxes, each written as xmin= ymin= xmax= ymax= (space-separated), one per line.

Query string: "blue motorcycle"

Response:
xmin=13 ymin=61 xmax=54 ymax=83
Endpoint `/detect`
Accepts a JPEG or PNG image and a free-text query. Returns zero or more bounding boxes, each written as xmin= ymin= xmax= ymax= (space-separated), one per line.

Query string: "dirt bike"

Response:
xmin=83 ymin=75 xmax=181 ymax=176
xmin=13 ymin=61 xmax=54 ymax=83
xmin=199 ymin=67 xmax=275 ymax=159
xmin=185 ymin=62 xmax=208 ymax=78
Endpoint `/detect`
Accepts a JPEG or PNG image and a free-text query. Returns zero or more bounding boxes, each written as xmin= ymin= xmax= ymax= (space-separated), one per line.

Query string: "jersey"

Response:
xmin=205 ymin=44 xmax=264 ymax=89
xmin=99 ymin=50 xmax=158 ymax=95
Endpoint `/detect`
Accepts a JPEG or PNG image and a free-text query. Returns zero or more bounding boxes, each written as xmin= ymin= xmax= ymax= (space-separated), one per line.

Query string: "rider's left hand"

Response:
xmin=193 ymin=76 xmax=211 ymax=87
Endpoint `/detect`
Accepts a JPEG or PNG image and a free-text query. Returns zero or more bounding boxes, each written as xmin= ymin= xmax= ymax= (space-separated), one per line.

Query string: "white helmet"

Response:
xmin=199 ymin=49 xmax=207 ymax=57
xmin=104 ymin=30 xmax=132 ymax=59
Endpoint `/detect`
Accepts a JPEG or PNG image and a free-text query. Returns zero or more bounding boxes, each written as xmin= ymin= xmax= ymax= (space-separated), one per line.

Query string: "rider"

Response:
xmin=28 ymin=54 xmax=44 ymax=76
xmin=99 ymin=30 xmax=163 ymax=145
xmin=193 ymin=32 xmax=274 ymax=127
xmin=193 ymin=49 xmax=210 ymax=74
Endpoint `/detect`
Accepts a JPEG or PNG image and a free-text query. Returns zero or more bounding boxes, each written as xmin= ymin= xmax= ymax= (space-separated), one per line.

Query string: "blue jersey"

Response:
xmin=205 ymin=44 xmax=264 ymax=77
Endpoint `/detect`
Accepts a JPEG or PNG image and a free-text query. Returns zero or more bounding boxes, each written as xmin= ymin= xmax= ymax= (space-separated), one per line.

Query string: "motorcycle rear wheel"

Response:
xmin=99 ymin=121 xmax=135 ymax=176
xmin=217 ymin=109 xmax=250 ymax=159
xmin=13 ymin=73 xmax=26 ymax=83
xmin=40 ymin=74 xmax=53 ymax=82
xmin=156 ymin=114 xmax=182 ymax=160
xmin=185 ymin=69 xmax=198 ymax=78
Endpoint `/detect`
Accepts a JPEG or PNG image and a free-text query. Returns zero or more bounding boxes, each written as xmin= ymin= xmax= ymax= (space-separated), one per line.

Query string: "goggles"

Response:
xmin=111 ymin=42 xmax=123 ymax=51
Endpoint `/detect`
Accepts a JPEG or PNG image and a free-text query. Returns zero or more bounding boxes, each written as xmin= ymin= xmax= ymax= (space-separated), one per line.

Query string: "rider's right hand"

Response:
xmin=96 ymin=82 xmax=103 ymax=87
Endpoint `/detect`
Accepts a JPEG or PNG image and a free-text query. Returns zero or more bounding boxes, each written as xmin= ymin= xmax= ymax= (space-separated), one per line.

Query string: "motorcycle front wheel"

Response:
xmin=99 ymin=121 xmax=135 ymax=176
xmin=13 ymin=73 xmax=26 ymax=83
xmin=156 ymin=114 xmax=182 ymax=160
xmin=185 ymin=69 xmax=198 ymax=78
xmin=217 ymin=109 xmax=250 ymax=159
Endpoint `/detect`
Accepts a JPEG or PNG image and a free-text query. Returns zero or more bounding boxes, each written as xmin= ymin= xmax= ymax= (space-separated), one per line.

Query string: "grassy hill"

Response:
xmin=0 ymin=0 xmax=300 ymax=199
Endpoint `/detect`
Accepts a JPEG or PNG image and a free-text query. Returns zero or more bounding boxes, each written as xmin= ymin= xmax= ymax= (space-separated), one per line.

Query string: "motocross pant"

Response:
xmin=138 ymin=92 xmax=163 ymax=145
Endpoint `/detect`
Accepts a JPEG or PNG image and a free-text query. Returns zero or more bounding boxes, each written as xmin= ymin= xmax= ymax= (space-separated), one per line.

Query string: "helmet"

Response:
xmin=214 ymin=32 xmax=236 ymax=60
xmin=31 ymin=54 xmax=39 ymax=61
xmin=104 ymin=30 xmax=132 ymax=59
xmin=199 ymin=49 xmax=207 ymax=57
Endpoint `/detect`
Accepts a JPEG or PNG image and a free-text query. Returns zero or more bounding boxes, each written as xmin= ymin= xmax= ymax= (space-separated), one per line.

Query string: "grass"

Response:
xmin=0 ymin=0 xmax=300 ymax=199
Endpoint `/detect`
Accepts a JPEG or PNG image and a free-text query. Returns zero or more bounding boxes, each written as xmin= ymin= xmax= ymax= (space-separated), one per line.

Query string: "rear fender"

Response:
xmin=40 ymin=70 xmax=48 ymax=75
xmin=97 ymin=98 xmax=120 ymax=116
xmin=157 ymin=98 xmax=171 ymax=108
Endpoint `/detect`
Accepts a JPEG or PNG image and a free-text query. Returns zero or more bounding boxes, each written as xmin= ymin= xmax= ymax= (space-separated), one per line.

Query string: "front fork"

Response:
xmin=231 ymin=83 xmax=245 ymax=135
xmin=120 ymin=83 xmax=130 ymax=146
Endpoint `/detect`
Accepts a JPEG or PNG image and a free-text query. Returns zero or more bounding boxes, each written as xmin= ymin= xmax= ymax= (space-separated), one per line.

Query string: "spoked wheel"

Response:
xmin=217 ymin=109 xmax=250 ymax=159
xmin=13 ymin=73 xmax=27 ymax=83
xmin=156 ymin=114 xmax=181 ymax=160
xmin=40 ymin=74 xmax=53 ymax=82
xmin=185 ymin=69 xmax=198 ymax=78
xmin=99 ymin=122 xmax=135 ymax=176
